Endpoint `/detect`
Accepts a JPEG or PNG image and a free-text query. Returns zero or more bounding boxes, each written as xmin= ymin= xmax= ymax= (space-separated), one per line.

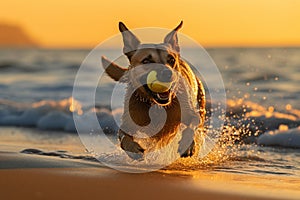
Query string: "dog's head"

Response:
xmin=102 ymin=21 xmax=184 ymax=106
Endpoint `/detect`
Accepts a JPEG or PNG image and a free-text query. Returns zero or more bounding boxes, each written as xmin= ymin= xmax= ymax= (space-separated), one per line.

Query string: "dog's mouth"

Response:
xmin=144 ymin=85 xmax=173 ymax=106
xmin=154 ymin=90 xmax=171 ymax=105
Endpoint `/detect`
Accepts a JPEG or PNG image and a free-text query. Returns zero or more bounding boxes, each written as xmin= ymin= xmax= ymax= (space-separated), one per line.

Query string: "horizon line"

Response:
xmin=2 ymin=44 xmax=300 ymax=50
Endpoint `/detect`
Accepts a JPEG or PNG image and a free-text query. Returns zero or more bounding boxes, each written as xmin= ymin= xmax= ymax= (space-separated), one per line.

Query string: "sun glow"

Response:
xmin=1 ymin=0 xmax=300 ymax=48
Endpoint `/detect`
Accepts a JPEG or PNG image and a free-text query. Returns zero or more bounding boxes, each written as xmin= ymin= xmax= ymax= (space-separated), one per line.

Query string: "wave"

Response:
xmin=0 ymin=60 xmax=81 ymax=74
xmin=258 ymin=126 xmax=300 ymax=148
xmin=240 ymin=73 xmax=288 ymax=83
xmin=0 ymin=97 xmax=121 ymax=134
xmin=19 ymin=146 xmax=297 ymax=176
xmin=1 ymin=97 xmax=299 ymax=149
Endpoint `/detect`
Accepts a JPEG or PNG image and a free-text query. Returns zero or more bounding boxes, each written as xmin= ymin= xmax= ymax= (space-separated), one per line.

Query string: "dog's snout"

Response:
xmin=157 ymin=68 xmax=173 ymax=83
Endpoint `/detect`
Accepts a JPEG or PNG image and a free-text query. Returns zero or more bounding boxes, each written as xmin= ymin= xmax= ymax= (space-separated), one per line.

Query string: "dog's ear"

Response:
xmin=101 ymin=56 xmax=128 ymax=82
xmin=164 ymin=21 xmax=183 ymax=53
xmin=119 ymin=22 xmax=141 ymax=60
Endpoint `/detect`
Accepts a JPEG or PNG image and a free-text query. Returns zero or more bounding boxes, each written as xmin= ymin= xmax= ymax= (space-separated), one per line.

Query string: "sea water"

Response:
xmin=0 ymin=48 xmax=299 ymax=176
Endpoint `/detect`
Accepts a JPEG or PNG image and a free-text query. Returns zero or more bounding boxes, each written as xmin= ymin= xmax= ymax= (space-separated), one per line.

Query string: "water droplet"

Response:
xmin=268 ymin=106 xmax=274 ymax=113
xmin=285 ymin=104 xmax=292 ymax=110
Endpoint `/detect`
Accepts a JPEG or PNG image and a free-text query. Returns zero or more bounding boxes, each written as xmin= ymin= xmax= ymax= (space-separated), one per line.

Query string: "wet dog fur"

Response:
xmin=101 ymin=21 xmax=206 ymax=160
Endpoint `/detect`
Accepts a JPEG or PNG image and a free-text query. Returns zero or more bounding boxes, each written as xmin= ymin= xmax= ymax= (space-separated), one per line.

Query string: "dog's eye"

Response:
xmin=142 ymin=58 xmax=151 ymax=64
xmin=168 ymin=57 xmax=175 ymax=65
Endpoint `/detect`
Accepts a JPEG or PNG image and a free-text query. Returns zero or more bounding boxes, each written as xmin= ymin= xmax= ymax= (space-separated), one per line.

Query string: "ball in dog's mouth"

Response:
xmin=146 ymin=70 xmax=174 ymax=105
xmin=139 ymin=81 xmax=173 ymax=105
xmin=147 ymin=71 xmax=172 ymax=93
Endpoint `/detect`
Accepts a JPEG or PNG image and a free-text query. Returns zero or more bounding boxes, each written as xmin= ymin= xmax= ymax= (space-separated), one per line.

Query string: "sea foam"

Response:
xmin=0 ymin=97 xmax=300 ymax=149
xmin=0 ymin=97 xmax=120 ymax=133
xmin=258 ymin=126 xmax=300 ymax=148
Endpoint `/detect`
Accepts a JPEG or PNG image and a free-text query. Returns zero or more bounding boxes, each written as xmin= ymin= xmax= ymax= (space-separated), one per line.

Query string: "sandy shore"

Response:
xmin=1 ymin=128 xmax=299 ymax=200
xmin=1 ymin=150 xmax=299 ymax=200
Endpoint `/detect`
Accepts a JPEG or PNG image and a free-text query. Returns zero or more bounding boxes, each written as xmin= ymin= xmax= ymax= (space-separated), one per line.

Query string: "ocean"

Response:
xmin=0 ymin=48 xmax=299 ymax=176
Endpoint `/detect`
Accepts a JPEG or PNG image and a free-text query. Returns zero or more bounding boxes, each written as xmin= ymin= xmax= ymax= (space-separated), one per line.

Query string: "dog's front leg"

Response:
xmin=178 ymin=114 xmax=199 ymax=157
xmin=118 ymin=130 xmax=145 ymax=160
xmin=178 ymin=127 xmax=196 ymax=157
xmin=177 ymin=81 xmax=201 ymax=157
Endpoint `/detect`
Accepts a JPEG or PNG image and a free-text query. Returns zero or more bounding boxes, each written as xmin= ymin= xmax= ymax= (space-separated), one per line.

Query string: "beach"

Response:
xmin=1 ymin=127 xmax=300 ymax=200
xmin=0 ymin=48 xmax=300 ymax=200
xmin=1 ymin=0 xmax=300 ymax=198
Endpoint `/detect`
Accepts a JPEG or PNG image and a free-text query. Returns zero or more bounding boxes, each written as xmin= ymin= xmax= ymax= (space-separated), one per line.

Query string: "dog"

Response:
xmin=101 ymin=21 xmax=206 ymax=160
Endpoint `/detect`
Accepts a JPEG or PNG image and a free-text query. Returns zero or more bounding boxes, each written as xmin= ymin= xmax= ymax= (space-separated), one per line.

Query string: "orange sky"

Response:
xmin=1 ymin=0 xmax=300 ymax=48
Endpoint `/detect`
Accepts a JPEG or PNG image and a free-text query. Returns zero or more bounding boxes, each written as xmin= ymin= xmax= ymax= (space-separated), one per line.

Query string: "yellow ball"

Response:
xmin=147 ymin=71 xmax=172 ymax=93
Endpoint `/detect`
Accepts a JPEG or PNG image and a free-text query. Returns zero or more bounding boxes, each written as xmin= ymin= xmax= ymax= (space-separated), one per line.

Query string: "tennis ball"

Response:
xmin=147 ymin=71 xmax=172 ymax=93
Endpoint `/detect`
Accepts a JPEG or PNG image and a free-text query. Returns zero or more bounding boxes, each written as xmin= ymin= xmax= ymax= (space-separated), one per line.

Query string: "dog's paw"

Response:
xmin=120 ymin=135 xmax=145 ymax=160
xmin=125 ymin=151 xmax=144 ymax=161
xmin=179 ymin=141 xmax=195 ymax=157
xmin=178 ymin=127 xmax=195 ymax=157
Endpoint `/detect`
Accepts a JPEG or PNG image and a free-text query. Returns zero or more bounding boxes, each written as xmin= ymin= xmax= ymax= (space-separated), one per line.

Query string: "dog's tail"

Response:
xmin=101 ymin=56 xmax=127 ymax=82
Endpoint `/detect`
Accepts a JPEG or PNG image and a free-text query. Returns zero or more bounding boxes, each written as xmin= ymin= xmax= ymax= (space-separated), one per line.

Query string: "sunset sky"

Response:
xmin=1 ymin=0 xmax=300 ymax=48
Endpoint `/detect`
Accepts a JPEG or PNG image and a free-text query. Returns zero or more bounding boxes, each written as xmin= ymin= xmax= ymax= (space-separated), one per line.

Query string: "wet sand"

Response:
xmin=1 ymin=128 xmax=300 ymax=200
xmin=1 ymin=151 xmax=300 ymax=200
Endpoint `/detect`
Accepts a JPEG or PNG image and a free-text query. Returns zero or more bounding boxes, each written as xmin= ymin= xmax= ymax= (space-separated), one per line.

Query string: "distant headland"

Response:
xmin=0 ymin=23 xmax=39 ymax=48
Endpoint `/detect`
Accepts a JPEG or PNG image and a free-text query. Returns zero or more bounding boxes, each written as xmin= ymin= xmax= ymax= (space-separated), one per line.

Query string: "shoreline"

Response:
xmin=0 ymin=153 xmax=276 ymax=200
xmin=1 ymin=127 xmax=300 ymax=200
xmin=1 ymin=150 xmax=300 ymax=200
